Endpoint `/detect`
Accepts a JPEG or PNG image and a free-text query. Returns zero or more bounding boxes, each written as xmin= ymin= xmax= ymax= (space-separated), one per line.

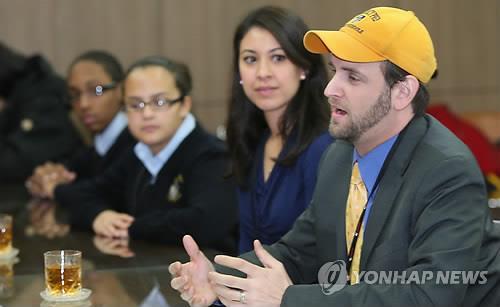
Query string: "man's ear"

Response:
xmin=180 ymin=95 xmax=192 ymax=117
xmin=392 ymin=75 xmax=419 ymax=111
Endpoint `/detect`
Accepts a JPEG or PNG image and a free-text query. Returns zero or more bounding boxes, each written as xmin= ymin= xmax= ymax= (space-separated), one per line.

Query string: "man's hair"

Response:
xmin=382 ymin=61 xmax=430 ymax=117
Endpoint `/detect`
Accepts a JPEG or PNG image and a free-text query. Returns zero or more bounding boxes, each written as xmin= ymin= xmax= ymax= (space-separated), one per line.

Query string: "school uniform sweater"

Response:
xmin=57 ymin=124 xmax=238 ymax=253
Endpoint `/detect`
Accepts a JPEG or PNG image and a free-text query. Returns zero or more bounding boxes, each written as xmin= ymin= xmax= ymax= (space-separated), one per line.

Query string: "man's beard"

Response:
xmin=329 ymin=87 xmax=392 ymax=143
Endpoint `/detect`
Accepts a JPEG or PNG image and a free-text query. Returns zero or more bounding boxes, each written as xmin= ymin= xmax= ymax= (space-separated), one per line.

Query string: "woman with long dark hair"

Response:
xmin=226 ymin=6 xmax=334 ymax=253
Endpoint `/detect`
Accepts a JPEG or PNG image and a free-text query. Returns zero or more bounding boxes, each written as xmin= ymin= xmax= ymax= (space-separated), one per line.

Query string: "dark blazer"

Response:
xmin=234 ymin=115 xmax=500 ymax=307
xmin=57 ymin=124 xmax=239 ymax=254
xmin=63 ymin=128 xmax=135 ymax=179
xmin=54 ymin=128 xmax=136 ymax=201
xmin=0 ymin=55 xmax=82 ymax=182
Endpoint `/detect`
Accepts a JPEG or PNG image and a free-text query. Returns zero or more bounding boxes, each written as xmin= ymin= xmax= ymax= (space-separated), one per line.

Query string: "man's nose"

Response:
xmin=324 ymin=75 xmax=342 ymax=99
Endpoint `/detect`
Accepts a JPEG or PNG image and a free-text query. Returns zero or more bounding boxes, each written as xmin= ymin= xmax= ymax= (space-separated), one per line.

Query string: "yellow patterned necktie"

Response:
xmin=345 ymin=162 xmax=368 ymax=284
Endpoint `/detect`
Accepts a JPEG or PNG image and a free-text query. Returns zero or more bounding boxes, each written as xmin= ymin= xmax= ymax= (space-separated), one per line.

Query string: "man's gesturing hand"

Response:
xmin=169 ymin=235 xmax=218 ymax=307
xmin=209 ymin=240 xmax=292 ymax=307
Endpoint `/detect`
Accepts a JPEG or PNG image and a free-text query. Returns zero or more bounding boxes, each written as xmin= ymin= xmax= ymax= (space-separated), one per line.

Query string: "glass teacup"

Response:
xmin=44 ymin=250 xmax=82 ymax=296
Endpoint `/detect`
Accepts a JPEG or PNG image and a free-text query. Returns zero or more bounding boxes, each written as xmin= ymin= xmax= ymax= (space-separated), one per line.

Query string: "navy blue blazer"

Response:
xmin=57 ymin=124 xmax=239 ymax=254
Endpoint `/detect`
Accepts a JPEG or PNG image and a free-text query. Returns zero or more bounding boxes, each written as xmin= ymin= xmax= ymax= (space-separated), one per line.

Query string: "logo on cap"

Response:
xmin=365 ymin=9 xmax=381 ymax=21
xmin=350 ymin=14 xmax=365 ymax=23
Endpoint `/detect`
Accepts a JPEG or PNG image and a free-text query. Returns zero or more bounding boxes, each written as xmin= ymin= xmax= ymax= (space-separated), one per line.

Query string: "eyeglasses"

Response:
xmin=124 ymin=95 xmax=184 ymax=113
xmin=69 ymin=83 xmax=117 ymax=103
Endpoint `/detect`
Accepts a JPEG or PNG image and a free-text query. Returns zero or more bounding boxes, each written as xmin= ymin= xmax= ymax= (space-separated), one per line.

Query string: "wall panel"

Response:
xmin=0 ymin=0 xmax=498 ymax=131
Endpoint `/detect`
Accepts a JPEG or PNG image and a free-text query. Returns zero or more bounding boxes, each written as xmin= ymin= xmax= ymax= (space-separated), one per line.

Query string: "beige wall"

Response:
xmin=1 ymin=0 xmax=498 ymax=132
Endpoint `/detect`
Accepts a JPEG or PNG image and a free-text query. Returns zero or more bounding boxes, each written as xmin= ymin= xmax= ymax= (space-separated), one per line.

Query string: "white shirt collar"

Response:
xmin=94 ymin=112 xmax=128 ymax=156
xmin=134 ymin=113 xmax=196 ymax=182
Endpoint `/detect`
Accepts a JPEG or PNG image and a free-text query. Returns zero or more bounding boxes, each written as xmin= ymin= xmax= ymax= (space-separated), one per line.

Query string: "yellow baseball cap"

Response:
xmin=304 ymin=7 xmax=437 ymax=83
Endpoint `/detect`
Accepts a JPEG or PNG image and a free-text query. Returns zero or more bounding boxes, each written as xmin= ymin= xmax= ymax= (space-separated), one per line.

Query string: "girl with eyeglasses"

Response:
xmin=26 ymin=50 xmax=136 ymax=200
xmin=57 ymin=56 xmax=238 ymax=254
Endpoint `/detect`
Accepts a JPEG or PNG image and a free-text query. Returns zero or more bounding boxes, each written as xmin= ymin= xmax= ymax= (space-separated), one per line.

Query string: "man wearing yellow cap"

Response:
xmin=169 ymin=7 xmax=500 ymax=306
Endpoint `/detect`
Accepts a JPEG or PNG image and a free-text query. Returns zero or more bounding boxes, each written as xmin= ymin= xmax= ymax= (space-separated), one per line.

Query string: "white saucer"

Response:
xmin=0 ymin=256 xmax=19 ymax=266
xmin=40 ymin=300 xmax=92 ymax=307
xmin=40 ymin=288 xmax=92 ymax=302
xmin=0 ymin=248 xmax=19 ymax=260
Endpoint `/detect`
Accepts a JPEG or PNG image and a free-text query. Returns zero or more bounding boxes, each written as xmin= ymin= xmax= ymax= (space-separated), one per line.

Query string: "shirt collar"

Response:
xmin=134 ymin=113 xmax=196 ymax=181
xmin=94 ymin=112 xmax=128 ymax=156
xmin=353 ymin=134 xmax=398 ymax=195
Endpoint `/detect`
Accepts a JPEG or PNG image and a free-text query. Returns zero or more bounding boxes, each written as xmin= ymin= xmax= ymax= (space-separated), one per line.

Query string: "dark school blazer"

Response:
xmin=58 ymin=124 xmax=239 ymax=254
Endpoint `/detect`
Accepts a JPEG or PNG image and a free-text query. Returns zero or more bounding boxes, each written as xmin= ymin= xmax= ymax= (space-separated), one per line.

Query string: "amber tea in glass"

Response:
xmin=0 ymin=215 xmax=12 ymax=254
xmin=0 ymin=260 xmax=14 ymax=298
xmin=44 ymin=250 xmax=82 ymax=296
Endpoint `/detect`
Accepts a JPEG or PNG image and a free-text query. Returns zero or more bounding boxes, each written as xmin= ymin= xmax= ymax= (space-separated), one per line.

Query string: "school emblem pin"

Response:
xmin=167 ymin=174 xmax=183 ymax=203
xmin=20 ymin=118 xmax=34 ymax=132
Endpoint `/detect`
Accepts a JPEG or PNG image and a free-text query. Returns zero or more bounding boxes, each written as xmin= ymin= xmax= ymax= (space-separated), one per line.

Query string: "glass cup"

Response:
xmin=44 ymin=250 xmax=82 ymax=296
xmin=0 ymin=258 xmax=15 ymax=298
xmin=0 ymin=214 xmax=13 ymax=255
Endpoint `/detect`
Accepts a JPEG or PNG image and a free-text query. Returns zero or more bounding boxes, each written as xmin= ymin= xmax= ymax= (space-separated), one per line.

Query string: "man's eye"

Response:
xmin=349 ymin=74 xmax=360 ymax=82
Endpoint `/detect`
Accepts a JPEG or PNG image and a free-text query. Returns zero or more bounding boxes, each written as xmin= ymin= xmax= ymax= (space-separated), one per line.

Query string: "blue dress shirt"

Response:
xmin=353 ymin=134 xmax=398 ymax=227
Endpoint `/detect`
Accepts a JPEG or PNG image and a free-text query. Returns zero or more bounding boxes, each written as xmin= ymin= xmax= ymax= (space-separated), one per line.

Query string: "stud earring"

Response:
xmin=300 ymin=73 xmax=306 ymax=80
xmin=239 ymin=80 xmax=243 ymax=85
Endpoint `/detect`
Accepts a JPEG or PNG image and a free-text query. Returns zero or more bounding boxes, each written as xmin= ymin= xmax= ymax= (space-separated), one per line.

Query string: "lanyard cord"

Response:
xmin=345 ymin=179 xmax=378 ymax=281
xmin=344 ymin=126 xmax=409 ymax=282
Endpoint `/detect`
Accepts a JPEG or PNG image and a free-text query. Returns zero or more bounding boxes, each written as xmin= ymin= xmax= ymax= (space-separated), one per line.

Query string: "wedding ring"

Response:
xmin=239 ymin=290 xmax=247 ymax=304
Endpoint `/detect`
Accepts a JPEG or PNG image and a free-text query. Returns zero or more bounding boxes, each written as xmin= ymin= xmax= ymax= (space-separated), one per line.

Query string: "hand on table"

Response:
xmin=25 ymin=162 xmax=76 ymax=199
xmin=92 ymin=210 xmax=134 ymax=238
